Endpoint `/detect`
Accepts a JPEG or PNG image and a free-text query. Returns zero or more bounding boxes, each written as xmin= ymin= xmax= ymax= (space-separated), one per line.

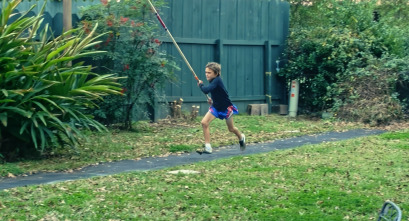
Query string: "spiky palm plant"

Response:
xmin=0 ymin=0 xmax=123 ymax=160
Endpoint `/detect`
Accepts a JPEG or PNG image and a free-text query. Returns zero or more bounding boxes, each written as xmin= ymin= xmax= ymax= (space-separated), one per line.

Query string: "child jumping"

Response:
xmin=196 ymin=62 xmax=245 ymax=154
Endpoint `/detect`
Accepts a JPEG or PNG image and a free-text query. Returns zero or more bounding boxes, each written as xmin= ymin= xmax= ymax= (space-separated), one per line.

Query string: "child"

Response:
xmin=197 ymin=62 xmax=245 ymax=154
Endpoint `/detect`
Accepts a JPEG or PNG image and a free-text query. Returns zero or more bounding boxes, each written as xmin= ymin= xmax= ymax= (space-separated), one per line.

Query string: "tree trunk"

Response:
xmin=63 ymin=0 xmax=72 ymax=32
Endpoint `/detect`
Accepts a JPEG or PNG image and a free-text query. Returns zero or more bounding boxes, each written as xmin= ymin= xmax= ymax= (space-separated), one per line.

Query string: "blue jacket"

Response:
xmin=199 ymin=76 xmax=233 ymax=111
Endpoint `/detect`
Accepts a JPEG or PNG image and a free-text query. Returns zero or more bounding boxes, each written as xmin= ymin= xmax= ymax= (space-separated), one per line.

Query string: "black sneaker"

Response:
xmin=239 ymin=134 xmax=246 ymax=151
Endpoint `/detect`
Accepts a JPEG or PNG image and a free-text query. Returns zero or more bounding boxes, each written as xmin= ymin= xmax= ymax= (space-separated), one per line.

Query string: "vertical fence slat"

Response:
xmin=265 ymin=41 xmax=273 ymax=113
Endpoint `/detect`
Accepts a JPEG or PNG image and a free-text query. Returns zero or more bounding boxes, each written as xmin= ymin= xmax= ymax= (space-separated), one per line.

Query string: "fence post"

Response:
xmin=217 ymin=0 xmax=224 ymax=65
xmin=264 ymin=40 xmax=272 ymax=114
xmin=216 ymin=39 xmax=224 ymax=65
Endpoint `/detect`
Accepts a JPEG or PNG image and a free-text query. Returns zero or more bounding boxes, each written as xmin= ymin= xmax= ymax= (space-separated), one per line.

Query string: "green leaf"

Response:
xmin=19 ymin=121 xmax=29 ymax=135
xmin=33 ymin=97 xmax=64 ymax=113
xmin=1 ymin=89 xmax=9 ymax=97
xmin=46 ymin=39 xmax=77 ymax=61
xmin=0 ymin=99 xmax=14 ymax=104
xmin=36 ymin=112 xmax=47 ymax=126
xmin=0 ymin=112 xmax=7 ymax=127
xmin=30 ymin=123 xmax=38 ymax=149
xmin=43 ymin=56 xmax=76 ymax=70
xmin=0 ymin=106 xmax=32 ymax=118
xmin=39 ymin=126 xmax=46 ymax=151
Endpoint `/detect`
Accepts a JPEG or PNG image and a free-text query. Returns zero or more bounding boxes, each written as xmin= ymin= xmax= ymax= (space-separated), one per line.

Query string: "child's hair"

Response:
xmin=206 ymin=62 xmax=221 ymax=77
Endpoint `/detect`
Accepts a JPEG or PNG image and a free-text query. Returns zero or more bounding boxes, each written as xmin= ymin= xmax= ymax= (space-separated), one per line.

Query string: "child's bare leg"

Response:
xmin=201 ymin=111 xmax=216 ymax=144
xmin=226 ymin=116 xmax=246 ymax=151
xmin=226 ymin=116 xmax=242 ymax=140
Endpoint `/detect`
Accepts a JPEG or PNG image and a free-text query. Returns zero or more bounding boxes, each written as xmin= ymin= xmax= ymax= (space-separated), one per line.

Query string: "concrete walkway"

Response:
xmin=0 ymin=129 xmax=385 ymax=190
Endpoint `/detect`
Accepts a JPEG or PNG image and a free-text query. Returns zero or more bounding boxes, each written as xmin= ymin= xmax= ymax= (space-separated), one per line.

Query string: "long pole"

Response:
xmin=147 ymin=0 xmax=210 ymax=100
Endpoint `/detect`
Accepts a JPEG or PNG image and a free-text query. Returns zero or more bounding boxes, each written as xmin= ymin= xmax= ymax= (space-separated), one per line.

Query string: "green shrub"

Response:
xmin=328 ymin=55 xmax=407 ymax=125
xmin=0 ymin=1 xmax=122 ymax=161
xmin=280 ymin=27 xmax=375 ymax=112
xmin=280 ymin=0 xmax=409 ymax=121
xmin=80 ymin=0 xmax=178 ymax=129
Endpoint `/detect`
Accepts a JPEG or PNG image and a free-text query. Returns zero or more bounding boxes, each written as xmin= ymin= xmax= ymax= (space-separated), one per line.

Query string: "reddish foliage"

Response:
xmin=120 ymin=16 xmax=129 ymax=24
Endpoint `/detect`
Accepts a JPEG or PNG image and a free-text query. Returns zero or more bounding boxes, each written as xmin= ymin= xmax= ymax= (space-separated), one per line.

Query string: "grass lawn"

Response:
xmin=0 ymin=129 xmax=408 ymax=220
xmin=1 ymin=114 xmax=366 ymax=177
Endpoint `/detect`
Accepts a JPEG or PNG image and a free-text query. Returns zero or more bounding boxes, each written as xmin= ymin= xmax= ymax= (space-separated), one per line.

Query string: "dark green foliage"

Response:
xmin=80 ymin=0 xmax=178 ymax=129
xmin=280 ymin=0 xmax=409 ymax=123
xmin=280 ymin=27 xmax=373 ymax=111
xmin=328 ymin=55 xmax=408 ymax=125
xmin=0 ymin=0 xmax=122 ymax=161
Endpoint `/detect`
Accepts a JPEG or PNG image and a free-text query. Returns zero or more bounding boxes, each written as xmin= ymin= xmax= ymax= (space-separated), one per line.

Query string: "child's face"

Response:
xmin=205 ymin=67 xmax=218 ymax=81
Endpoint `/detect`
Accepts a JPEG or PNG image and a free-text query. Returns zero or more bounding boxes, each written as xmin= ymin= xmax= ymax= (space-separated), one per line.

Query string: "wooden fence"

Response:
xmin=3 ymin=0 xmax=290 ymax=120
xmin=156 ymin=0 xmax=289 ymax=119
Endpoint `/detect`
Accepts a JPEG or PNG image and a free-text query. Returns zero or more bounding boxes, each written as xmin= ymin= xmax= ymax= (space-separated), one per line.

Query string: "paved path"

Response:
xmin=0 ymin=129 xmax=385 ymax=190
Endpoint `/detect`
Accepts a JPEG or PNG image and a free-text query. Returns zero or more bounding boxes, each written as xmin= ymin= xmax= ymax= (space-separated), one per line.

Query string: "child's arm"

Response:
xmin=197 ymin=80 xmax=213 ymax=104
xmin=207 ymin=97 xmax=213 ymax=105
xmin=198 ymin=78 xmax=218 ymax=94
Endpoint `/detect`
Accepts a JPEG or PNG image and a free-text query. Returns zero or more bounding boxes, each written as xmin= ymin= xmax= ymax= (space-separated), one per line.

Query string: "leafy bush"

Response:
xmin=280 ymin=0 xmax=409 ymax=123
xmin=0 ymin=1 xmax=122 ymax=161
xmin=80 ymin=0 xmax=178 ymax=129
xmin=280 ymin=27 xmax=376 ymax=112
xmin=375 ymin=0 xmax=409 ymax=57
xmin=328 ymin=55 xmax=408 ymax=125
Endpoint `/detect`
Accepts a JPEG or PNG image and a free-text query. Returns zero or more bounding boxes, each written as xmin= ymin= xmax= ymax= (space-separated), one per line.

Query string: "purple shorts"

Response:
xmin=209 ymin=105 xmax=239 ymax=120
